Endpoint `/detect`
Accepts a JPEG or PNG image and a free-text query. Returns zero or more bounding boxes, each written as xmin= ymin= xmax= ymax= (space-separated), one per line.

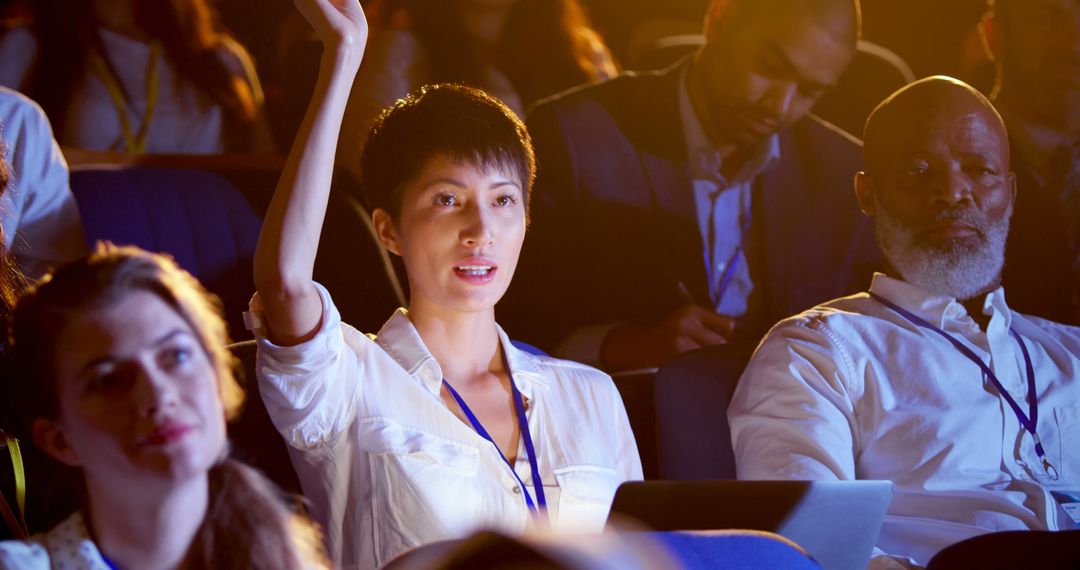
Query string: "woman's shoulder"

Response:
xmin=0 ymin=537 xmax=50 ymax=569
xmin=0 ymin=512 xmax=103 ymax=569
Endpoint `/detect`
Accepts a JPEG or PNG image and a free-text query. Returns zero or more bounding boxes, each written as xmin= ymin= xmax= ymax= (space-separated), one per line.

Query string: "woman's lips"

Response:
xmin=453 ymin=264 xmax=498 ymax=285
xmin=139 ymin=422 xmax=193 ymax=447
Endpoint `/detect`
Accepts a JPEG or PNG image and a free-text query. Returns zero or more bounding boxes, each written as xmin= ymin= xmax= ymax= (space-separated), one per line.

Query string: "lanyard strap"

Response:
xmin=707 ymin=188 xmax=752 ymax=305
xmin=1 ymin=433 xmax=27 ymax=539
xmin=870 ymin=292 xmax=1058 ymax=479
xmin=443 ymin=368 xmax=547 ymax=521
xmin=90 ymin=42 xmax=161 ymax=155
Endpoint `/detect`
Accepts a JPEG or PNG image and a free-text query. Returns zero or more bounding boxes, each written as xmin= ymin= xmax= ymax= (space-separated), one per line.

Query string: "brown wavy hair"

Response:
xmin=374 ymin=0 xmax=614 ymax=110
xmin=27 ymin=0 xmax=259 ymax=150
xmin=8 ymin=244 xmax=326 ymax=569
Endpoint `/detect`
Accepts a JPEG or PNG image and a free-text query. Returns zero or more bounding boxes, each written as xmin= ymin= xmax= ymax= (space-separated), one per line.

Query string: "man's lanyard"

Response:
xmin=707 ymin=186 xmax=752 ymax=306
xmin=442 ymin=359 xmax=548 ymax=522
xmin=870 ymin=292 xmax=1059 ymax=480
xmin=89 ymin=41 xmax=161 ymax=155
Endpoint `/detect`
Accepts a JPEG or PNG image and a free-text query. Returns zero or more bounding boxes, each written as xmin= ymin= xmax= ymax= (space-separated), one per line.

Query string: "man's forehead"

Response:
xmin=894 ymin=109 xmax=1008 ymax=150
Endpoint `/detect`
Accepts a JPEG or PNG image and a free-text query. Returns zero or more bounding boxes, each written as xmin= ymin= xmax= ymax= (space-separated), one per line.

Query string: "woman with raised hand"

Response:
xmin=252 ymin=0 xmax=642 ymax=567
xmin=0 ymin=245 xmax=328 ymax=569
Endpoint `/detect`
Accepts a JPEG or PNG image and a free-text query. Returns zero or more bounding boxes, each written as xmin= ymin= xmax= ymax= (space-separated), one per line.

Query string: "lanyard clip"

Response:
xmin=1043 ymin=458 xmax=1060 ymax=481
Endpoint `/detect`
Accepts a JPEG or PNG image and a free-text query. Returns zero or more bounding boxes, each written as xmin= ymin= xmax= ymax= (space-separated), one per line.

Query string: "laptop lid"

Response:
xmin=606 ymin=480 xmax=893 ymax=570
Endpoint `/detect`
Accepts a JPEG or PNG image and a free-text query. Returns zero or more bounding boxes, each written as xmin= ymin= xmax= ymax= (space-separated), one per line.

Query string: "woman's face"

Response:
xmin=38 ymin=290 xmax=228 ymax=486
xmin=378 ymin=153 xmax=527 ymax=317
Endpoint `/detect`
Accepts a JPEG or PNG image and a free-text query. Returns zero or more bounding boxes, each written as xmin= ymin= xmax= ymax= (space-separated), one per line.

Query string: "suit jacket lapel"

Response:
xmin=633 ymin=61 xmax=711 ymax=306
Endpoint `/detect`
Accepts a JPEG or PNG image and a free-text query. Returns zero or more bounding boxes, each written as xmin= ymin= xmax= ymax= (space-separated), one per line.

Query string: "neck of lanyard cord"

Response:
xmin=442 ymin=355 xmax=548 ymax=522
xmin=708 ymin=187 xmax=752 ymax=304
xmin=870 ymin=292 xmax=1058 ymax=480
xmin=90 ymin=41 xmax=161 ymax=155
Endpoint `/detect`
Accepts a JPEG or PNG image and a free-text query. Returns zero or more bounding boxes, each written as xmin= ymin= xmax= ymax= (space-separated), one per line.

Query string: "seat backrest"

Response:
xmin=812 ymin=40 xmax=915 ymax=138
xmin=70 ymin=164 xmax=406 ymax=340
xmin=654 ymin=342 xmax=757 ymax=480
xmin=70 ymin=166 xmax=263 ymax=339
xmin=927 ymin=529 xmax=1080 ymax=570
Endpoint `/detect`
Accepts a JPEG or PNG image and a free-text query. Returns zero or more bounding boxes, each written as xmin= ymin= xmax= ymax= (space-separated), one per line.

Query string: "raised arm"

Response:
xmin=254 ymin=0 xmax=368 ymax=345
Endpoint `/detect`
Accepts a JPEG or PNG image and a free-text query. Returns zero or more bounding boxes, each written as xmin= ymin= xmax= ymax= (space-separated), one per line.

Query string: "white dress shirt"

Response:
xmin=251 ymin=284 xmax=643 ymax=570
xmin=729 ymin=274 xmax=1080 ymax=565
xmin=0 ymin=87 xmax=87 ymax=279
xmin=0 ymin=513 xmax=110 ymax=570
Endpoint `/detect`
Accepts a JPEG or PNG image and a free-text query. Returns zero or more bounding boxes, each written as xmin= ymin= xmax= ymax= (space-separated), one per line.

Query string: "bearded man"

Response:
xmin=727 ymin=76 xmax=1080 ymax=568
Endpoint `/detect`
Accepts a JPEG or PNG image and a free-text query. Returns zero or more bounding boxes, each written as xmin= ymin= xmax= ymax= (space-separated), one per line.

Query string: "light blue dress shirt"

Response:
xmin=677 ymin=69 xmax=779 ymax=316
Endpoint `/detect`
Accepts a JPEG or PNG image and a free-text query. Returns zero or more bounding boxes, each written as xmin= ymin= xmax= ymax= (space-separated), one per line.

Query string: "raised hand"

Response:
xmin=294 ymin=0 xmax=368 ymax=53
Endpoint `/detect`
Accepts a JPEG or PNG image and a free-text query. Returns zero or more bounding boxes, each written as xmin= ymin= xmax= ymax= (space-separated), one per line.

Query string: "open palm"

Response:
xmin=295 ymin=0 xmax=368 ymax=51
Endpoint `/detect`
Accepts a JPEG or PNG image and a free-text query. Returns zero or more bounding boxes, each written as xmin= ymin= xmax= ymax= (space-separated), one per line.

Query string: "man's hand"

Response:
xmin=600 ymin=304 xmax=735 ymax=371
xmin=868 ymin=555 xmax=924 ymax=570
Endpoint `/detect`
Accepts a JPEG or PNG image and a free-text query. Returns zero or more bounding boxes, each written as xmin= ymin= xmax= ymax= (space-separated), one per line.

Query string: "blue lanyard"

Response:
xmin=870 ymin=292 xmax=1059 ymax=480
xmin=442 ymin=357 xmax=548 ymax=521
xmin=707 ymin=188 xmax=752 ymax=305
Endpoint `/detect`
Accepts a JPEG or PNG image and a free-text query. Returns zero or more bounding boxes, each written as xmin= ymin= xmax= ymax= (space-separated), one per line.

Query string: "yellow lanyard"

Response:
xmin=89 ymin=41 xmax=161 ymax=155
xmin=1 ymin=433 xmax=26 ymax=539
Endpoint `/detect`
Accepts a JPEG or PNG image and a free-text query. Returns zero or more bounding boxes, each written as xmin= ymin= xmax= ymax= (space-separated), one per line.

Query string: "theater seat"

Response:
xmin=927 ymin=530 xmax=1080 ymax=570
xmin=654 ymin=342 xmax=757 ymax=480
xmin=69 ymin=164 xmax=406 ymax=341
xmin=70 ymin=166 xmax=262 ymax=340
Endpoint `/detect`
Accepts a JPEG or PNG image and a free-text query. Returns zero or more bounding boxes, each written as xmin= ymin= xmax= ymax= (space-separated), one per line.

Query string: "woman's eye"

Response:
xmin=434 ymin=193 xmax=458 ymax=207
xmin=161 ymin=347 xmax=192 ymax=369
xmin=493 ymin=194 xmax=517 ymax=207
xmin=87 ymin=370 xmax=129 ymax=394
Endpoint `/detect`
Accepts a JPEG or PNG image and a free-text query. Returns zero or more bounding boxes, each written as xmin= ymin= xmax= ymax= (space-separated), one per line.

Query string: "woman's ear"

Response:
xmin=372 ymin=208 xmax=402 ymax=256
xmin=32 ymin=418 xmax=81 ymax=467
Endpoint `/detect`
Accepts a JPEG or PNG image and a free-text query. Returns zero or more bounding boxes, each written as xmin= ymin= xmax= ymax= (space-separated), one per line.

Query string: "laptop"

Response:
xmin=606 ymin=480 xmax=893 ymax=570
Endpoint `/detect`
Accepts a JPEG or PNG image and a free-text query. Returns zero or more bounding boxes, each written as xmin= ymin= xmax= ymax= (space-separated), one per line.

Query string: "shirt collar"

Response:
xmin=868 ymin=272 xmax=1013 ymax=330
xmin=677 ymin=65 xmax=780 ymax=185
xmin=374 ymin=308 xmax=549 ymax=399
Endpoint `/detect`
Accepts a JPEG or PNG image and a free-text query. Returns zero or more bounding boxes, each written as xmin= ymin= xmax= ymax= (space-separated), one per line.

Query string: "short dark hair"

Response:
xmin=359 ymin=83 xmax=536 ymax=221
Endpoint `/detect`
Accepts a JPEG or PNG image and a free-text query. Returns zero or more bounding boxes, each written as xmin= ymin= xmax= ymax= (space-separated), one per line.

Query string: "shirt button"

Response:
xmin=512 ymin=485 xmax=521 ymax=494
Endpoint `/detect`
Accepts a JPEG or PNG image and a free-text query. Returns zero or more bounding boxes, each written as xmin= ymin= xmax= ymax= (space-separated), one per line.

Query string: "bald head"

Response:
xmin=863 ymin=76 xmax=1010 ymax=177
xmin=856 ymin=76 xmax=1017 ymax=301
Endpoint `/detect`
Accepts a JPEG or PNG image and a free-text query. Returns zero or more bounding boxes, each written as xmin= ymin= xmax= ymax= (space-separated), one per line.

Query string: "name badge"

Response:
xmin=1052 ymin=490 xmax=1080 ymax=526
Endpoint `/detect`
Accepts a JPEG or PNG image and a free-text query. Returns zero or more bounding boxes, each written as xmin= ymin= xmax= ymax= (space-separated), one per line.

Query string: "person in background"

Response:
xmin=0 ymin=244 xmax=328 ymax=568
xmin=251 ymin=0 xmax=640 ymax=567
xmin=0 ymin=0 xmax=272 ymax=154
xmin=982 ymin=0 xmax=1080 ymax=325
xmin=501 ymin=0 xmax=877 ymax=371
xmin=0 ymin=87 xmax=86 ymax=280
xmin=729 ymin=76 xmax=1080 ymax=568
xmin=336 ymin=0 xmax=616 ymax=178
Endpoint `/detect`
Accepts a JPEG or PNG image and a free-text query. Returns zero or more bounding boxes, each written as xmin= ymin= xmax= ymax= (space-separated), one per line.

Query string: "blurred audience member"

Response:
xmin=252 ymin=0 xmax=640 ymax=566
xmin=0 ymin=87 xmax=86 ymax=280
xmin=984 ymin=0 xmax=1080 ymax=324
xmin=337 ymin=0 xmax=616 ymax=177
xmin=0 ymin=245 xmax=327 ymax=568
xmin=861 ymin=0 xmax=989 ymax=82
xmin=502 ymin=0 xmax=878 ymax=371
xmin=730 ymin=77 xmax=1080 ymax=568
xmin=0 ymin=0 xmax=271 ymax=154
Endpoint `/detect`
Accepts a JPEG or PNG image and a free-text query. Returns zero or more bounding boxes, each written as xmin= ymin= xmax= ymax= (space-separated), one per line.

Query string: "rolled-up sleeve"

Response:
xmin=251 ymin=282 xmax=365 ymax=452
xmin=728 ymin=316 xmax=861 ymax=481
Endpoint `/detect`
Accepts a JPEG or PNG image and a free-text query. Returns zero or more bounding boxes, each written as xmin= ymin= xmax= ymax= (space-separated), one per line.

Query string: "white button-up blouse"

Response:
xmin=251 ymin=284 xmax=643 ymax=569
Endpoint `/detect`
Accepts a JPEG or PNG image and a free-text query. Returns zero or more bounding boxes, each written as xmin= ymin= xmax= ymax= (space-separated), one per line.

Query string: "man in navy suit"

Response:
xmin=502 ymin=0 xmax=879 ymax=371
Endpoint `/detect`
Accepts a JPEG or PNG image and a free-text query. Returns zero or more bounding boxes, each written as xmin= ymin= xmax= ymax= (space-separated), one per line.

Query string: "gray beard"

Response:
xmin=874 ymin=198 xmax=1011 ymax=302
